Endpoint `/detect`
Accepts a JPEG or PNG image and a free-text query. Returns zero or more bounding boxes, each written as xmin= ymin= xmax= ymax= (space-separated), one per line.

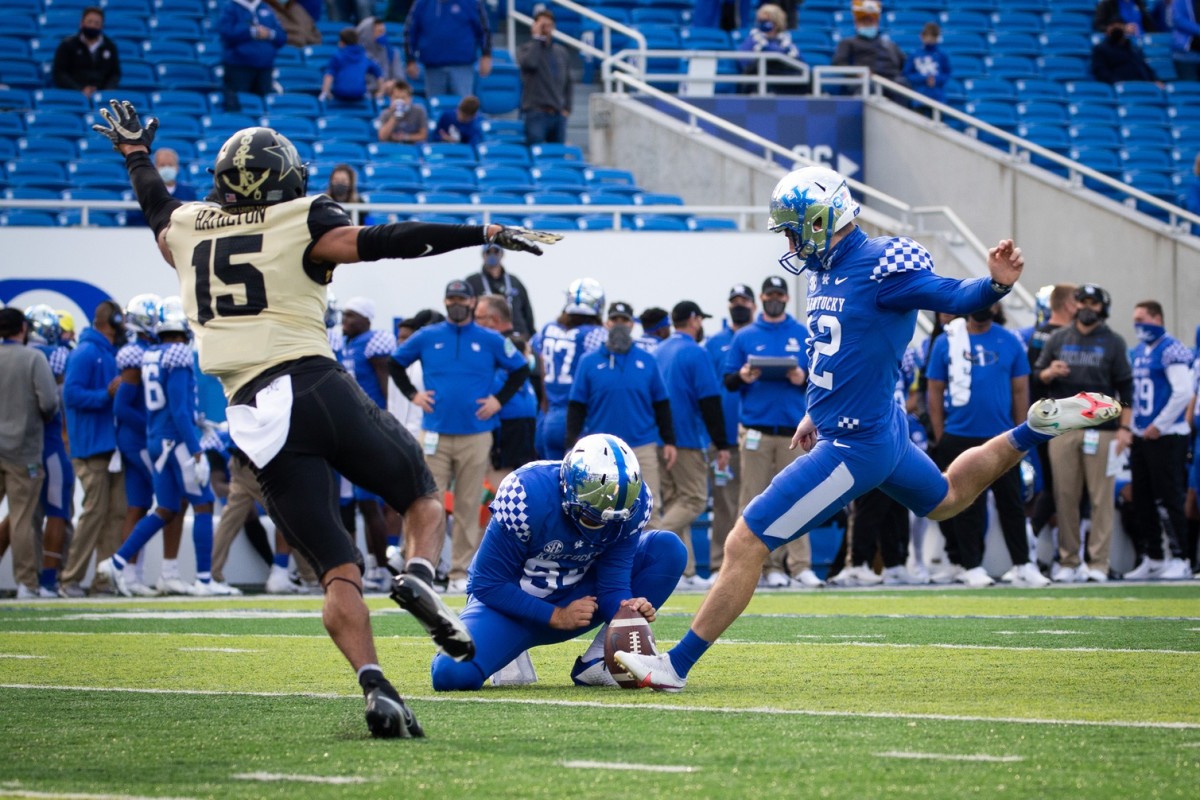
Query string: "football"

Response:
xmin=603 ymin=604 xmax=657 ymax=689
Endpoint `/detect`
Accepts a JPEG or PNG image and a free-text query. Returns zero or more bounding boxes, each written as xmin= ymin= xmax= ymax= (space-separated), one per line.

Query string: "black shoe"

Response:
xmin=364 ymin=683 xmax=424 ymax=739
xmin=390 ymin=573 xmax=476 ymax=662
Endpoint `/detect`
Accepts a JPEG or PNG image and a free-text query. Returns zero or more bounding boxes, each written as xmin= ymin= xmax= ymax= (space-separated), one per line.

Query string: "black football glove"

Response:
xmin=491 ymin=226 xmax=564 ymax=256
xmin=91 ymin=99 xmax=159 ymax=151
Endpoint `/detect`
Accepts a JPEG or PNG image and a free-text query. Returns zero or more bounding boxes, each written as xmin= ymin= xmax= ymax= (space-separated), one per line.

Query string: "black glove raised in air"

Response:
xmin=491 ymin=226 xmax=564 ymax=256
xmin=91 ymin=99 xmax=159 ymax=151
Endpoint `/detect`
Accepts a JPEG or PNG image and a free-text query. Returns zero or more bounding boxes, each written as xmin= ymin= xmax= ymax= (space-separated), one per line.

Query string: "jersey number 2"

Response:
xmin=809 ymin=314 xmax=842 ymax=390
xmin=192 ymin=235 xmax=269 ymax=325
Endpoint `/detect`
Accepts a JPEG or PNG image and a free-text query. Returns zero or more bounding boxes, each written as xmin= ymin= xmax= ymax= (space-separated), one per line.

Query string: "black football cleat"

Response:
xmin=364 ymin=683 xmax=424 ymax=739
xmin=390 ymin=573 xmax=475 ymax=662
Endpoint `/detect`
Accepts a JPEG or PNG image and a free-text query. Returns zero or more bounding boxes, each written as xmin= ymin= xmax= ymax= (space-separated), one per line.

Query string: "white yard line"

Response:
xmin=231 ymin=772 xmax=369 ymax=785
xmin=0 ymin=654 xmax=46 ymax=659
xmin=2 ymin=683 xmax=1197 ymax=730
xmin=176 ymin=647 xmax=261 ymax=654
xmin=561 ymin=760 xmax=698 ymax=773
xmin=0 ymin=789 xmax=196 ymax=800
xmin=875 ymin=751 xmax=1024 ymax=763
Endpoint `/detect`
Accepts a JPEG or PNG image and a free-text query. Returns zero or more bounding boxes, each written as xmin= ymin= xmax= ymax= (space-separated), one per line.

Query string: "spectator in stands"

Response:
xmin=330 ymin=0 xmax=373 ymax=24
xmin=1094 ymin=0 xmax=1156 ymax=35
xmin=1034 ymin=284 xmax=1133 ymax=583
xmin=1171 ymin=0 xmax=1200 ymax=81
xmin=517 ymin=8 xmax=572 ymax=146
xmin=264 ymin=0 xmax=320 ymax=47
xmin=52 ymin=6 xmax=120 ymax=100
xmin=377 ymin=79 xmax=428 ymax=143
xmin=126 ymin=149 xmax=197 ymax=228
xmin=218 ymin=0 xmax=287 ymax=112
xmin=1091 ymin=21 xmax=1163 ymax=85
xmin=357 ymin=16 xmax=405 ymax=90
xmin=435 ymin=95 xmax=484 ymax=146
xmin=903 ymin=22 xmax=951 ymax=109
xmin=636 ymin=307 xmax=671 ymax=354
xmin=0 ymin=308 xmax=59 ymax=600
xmin=833 ymin=0 xmax=908 ymax=91
xmin=737 ymin=3 xmax=806 ymax=95
xmin=320 ymin=27 xmax=384 ymax=105
xmin=465 ymin=244 xmax=536 ymax=338
xmin=325 ymin=163 xmax=363 ymax=205
xmin=404 ymin=0 xmax=493 ymax=98
xmin=60 ymin=301 xmax=127 ymax=597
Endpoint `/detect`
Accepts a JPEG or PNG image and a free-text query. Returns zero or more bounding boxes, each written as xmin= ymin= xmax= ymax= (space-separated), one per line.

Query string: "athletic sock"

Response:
xmin=193 ymin=512 xmax=213 ymax=579
xmin=404 ymin=558 xmax=435 ymax=586
xmin=668 ymin=629 xmax=712 ymax=678
xmin=116 ymin=514 xmax=166 ymax=565
xmin=357 ymin=664 xmax=388 ymax=696
xmin=386 ymin=535 xmax=400 ymax=550
xmin=39 ymin=567 xmax=58 ymax=590
xmin=1007 ymin=421 xmax=1055 ymax=452
xmin=582 ymin=625 xmax=608 ymax=662
xmin=160 ymin=558 xmax=179 ymax=580
xmin=272 ymin=552 xmax=289 ymax=569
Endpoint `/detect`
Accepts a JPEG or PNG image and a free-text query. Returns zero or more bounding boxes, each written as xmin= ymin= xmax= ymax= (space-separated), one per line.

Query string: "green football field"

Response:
xmin=1 ymin=585 xmax=1198 ymax=799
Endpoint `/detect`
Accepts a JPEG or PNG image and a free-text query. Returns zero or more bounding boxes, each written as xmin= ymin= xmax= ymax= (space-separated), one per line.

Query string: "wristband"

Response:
xmin=990 ymin=280 xmax=1012 ymax=294
xmin=1118 ymin=425 xmax=1131 ymax=431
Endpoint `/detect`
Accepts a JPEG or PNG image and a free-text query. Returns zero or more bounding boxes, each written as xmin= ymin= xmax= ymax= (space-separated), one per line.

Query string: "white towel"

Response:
xmin=226 ymin=376 xmax=294 ymax=469
xmin=945 ymin=317 xmax=972 ymax=408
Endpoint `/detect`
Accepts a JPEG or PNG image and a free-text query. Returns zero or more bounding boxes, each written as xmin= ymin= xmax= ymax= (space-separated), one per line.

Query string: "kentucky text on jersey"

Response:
xmin=806 ymin=296 xmax=847 ymax=313
xmin=193 ymin=207 xmax=268 ymax=230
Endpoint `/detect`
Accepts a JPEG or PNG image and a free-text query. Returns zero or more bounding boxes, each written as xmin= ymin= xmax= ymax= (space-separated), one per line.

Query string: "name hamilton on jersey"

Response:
xmin=193 ymin=207 xmax=268 ymax=231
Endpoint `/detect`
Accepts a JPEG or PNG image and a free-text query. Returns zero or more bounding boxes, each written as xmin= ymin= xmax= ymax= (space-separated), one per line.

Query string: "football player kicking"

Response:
xmin=430 ymin=433 xmax=686 ymax=691
xmin=616 ymin=166 xmax=1122 ymax=692
xmin=94 ymin=100 xmax=560 ymax=738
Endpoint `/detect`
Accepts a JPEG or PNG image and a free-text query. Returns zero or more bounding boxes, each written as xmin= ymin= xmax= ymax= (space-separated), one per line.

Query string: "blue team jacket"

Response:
xmin=404 ymin=0 xmax=490 ymax=68
xmin=63 ymin=327 xmax=119 ymax=458
xmin=218 ymin=0 xmax=286 ymax=69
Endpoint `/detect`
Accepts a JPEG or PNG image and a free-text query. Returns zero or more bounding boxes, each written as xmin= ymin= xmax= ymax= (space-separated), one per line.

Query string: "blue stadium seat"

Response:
xmin=631 ymin=214 xmax=689 ymax=231
xmin=680 ymin=27 xmax=733 ymax=51
xmin=886 ymin=9 xmax=940 ymax=29
xmin=581 ymin=191 xmax=635 ymax=206
xmin=0 ymin=36 xmax=31 ymax=59
xmin=521 ymin=214 xmax=578 ymax=231
xmin=0 ymin=0 xmax=39 ymax=13
xmin=1016 ymin=100 xmax=1068 ymax=124
xmin=1119 ymin=123 xmax=1173 ymax=148
xmin=941 ymin=31 xmax=989 ymax=57
xmin=1146 ymin=57 xmax=1177 ymax=81
xmin=1038 ymin=31 xmax=1092 ymax=59
xmin=985 ymin=55 xmax=1038 ymax=80
xmin=262 ymin=115 xmax=318 ymax=142
xmin=962 ymin=76 xmax=1016 ymax=102
xmin=32 ymin=88 xmax=92 ymax=112
xmin=992 ymin=11 xmax=1046 ymax=33
xmin=1 ymin=61 xmax=44 ymax=90
xmin=989 ymin=31 xmax=1043 ymax=58
xmin=148 ymin=90 xmax=209 ymax=116
xmin=634 ymin=192 xmax=686 ymax=208
xmin=426 ymin=94 xmax=462 ymax=118
xmin=576 ymin=213 xmax=617 ymax=231
xmin=4 ymin=187 xmax=61 ymax=202
xmin=687 ymin=216 xmax=739 ymax=231
xmin=0 ymin=115 xmax=22 ymax=137
xmin=0 ymin=88 xmax=32 ymax=111
xmin=532 ymin=166 xmax=585 ymax=187
xmin=363 ymin=191 xmax=417 ymax=206
xmin=530 ymin=143 xmax=585 ymax=163
xmin=148 ymin=16 xmax=203 ymax=41
xmin=418 ymin=163 xmax=477 ymax=186
xmin=1018 ymin=124 xmax=1071 ymax=173
xmin=207 ymin=91 xmax=264 ymax=116
xmin=421 ymin=142 xmax=477 ymax=162
xmin=24 ymin=110 xmax=88 ymax=137
xmin=1038 ymin=55 xmax=1088 ymax=81
xmin=1169 ymin=105 xmax=1200 ymax=124
xmin=317 ymin=116 xmax=375 ymax=143
xmin=524 ymin=191 xmax=582 ymax=208
xmin=266 ymin=93 xmax=322 ymax=116
xmin=273 ymin=47 xmax=305 ymax=66
xmin=303 ymin=43 xmax=339 ymax=64
xmin=203 ymin=111 xmax=260 ymax=131
xmin=476 ymin=68 xmax=522 ymax=115
xmin=585 ymin=167 xmax=638 ymax=187
xmin=365 ymin=142 xmax=423 ymax=163
xmin=20 ymin=137 xmax=80 ymax=161
xmin=1069 ymin=124 xmax=1121 ymax=149
xmin=1 ymin=210 xmax=60 ymax=226
xmin=475 ymin=142 xmax=530 ymax=165
xmin=1120 ymin=148 xmax=1173 ymax=175
xmin=416 ymin=191 xmax=472 ymax=205
xmin=142 ymin=39 xmax=197 ymax=62
xmin=479 ymin=119 xmax=525 ymax=144
xmin=939 ymin=11 xmax=992 ymax=34
xmin=156 ymin=61 xmax=217 ymax=91
xmin=1013 ymin=78 xmax=1066 ymax=102
xmin=67 ymin=161 xmax=128 ymax=185
xmin=2 ymin=14 xmax=38 ymax=38
xmin=949 ymin=54 xmax=986 ymax=78
xmin=313 ymin=141 xmax=368 ymax=164
xmin=273 ymin=66 xmax=325 ymax=95
xmin=6 ymin=160 xmax=71 ymax=190
xmin=1117 ymin=106 xmax=1169 ymax=127
xmin=1113 ymin=82 xmax=1167 ymax=106
xmin=119 ymin=61 xmax=160 ymax=91
xmin=1045 ymin=9 xmax=1093 ymax=31
xmin=106 ymin=0 xmax=154 ymax=13
xmin=475 ymin=164 xmax=534 ymax=188
xmin=963 ymin=100 xmax=1018 ymax=145
xmin=471 ymin=191 xmax=526 ymax=207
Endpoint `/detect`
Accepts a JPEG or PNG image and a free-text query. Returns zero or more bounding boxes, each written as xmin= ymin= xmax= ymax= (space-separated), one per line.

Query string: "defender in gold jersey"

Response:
xmin=95 ymin=100 xmax=561 ymax=738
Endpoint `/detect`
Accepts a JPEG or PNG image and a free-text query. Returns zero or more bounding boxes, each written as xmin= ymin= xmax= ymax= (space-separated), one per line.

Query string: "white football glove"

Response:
xmin=491 ymin=226 xmax=564 ymax=256
xmin=192 ymin=453 xmax=211 ymax=487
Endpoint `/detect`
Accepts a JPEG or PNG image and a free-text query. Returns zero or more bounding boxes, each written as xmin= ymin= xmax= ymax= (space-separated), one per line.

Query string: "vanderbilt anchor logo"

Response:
xmin=221 ymin=132 xmax=269 ymax=201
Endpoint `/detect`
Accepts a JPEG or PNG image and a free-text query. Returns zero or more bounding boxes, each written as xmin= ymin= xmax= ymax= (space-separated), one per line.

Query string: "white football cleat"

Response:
xmin=882 ymin=565 xmax=929 ymax=585
xmin=206 ymin=580 xmax=243 ymax=596
xmin=15 ymin=584 xmax=37 ymax=600
xmin=156 ymin=576 xmax=193 ymax=595
xmin=95 ymin=557 xmax=130 ymax=597
xmin=126 ymin=580 xmax=159 ymax=597
xmin=1013 ymin=562 xmax=1050 ymax=587
xmin=36 ymin=585 xmax=59 ymax=598
xmin=793 ymin=569 xmax=825 ymax=588
xmin=570 ymin=656 xmax=618 ymax=687
xmin=265 ymin=565 xmax=299 ymax=594
xmin=956 ymin=566 xmax=995 ymax=587
xmin=1028 ymin=392 xmax=1121 ymax=436
xmin=613 ymin=651 xmax=686 ymax=693
xmin=1153 ymin=557 xmax=1191 ymax=580
xmin=830 ymin=565 xmax=882 ymax=587
xmin=764 ymin=570 xmax=790 ymax=588
xmin=1079 ymin=566 xmax=1108 ymax=583
xmin=1051 ymin=564 xmax=1078 ymax=583
xmin=930 ymin=564 xmax=964 ymax=584
xmin=1123 ymin=557 xmax=1161 ymax=581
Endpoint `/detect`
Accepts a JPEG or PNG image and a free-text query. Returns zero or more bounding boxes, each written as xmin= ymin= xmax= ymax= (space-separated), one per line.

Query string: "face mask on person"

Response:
xmin=1076 ymin=307 xmax=1101 ymax=326
xmin=758 ymin=20 xmax=775 ymax=33
xmin=1134 ymin=323 xmax=1165 ymax=344
xmin=1107 ymin=26 xmax=1126 ymax=44
xmin=158 ymin=166 xmax=178 ymax=183
xmin=329 ymin=181 xmax=351 ymax=201
xmin=446 ymin=304 xmax=471 ymax=323
xmin=856 ymin=26 xmax=878 ymax=39
xmin=606 ymin=325 xmax=633 ymax=354
xmin=694 ymin=327 xmax=705 ymax=344
xmin=969 ymin=308 xmax=994 ymax=323
xmin=376 ymin=34 xmax=389 ymax=47
xmin=81 ymin=26 xmax=102 ymax=39
xmin=762 ymin=298 xmax=787 ymax=317
xmin=483 ymin=252 xmax=502 ymax=268
xmin=392 ymin=98 xmax=409 ymax=114
xmin=729 ymin=305 xmax=753 ymax=326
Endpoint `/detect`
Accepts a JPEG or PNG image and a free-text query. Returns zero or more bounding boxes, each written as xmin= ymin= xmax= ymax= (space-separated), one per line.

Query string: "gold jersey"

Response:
xmin=164 ymin=195 xmax=350 ymax=399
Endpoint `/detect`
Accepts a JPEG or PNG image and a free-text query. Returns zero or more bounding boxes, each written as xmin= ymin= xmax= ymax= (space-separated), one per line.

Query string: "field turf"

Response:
xmin=1 ymin=584 xmax=1197 ymax=799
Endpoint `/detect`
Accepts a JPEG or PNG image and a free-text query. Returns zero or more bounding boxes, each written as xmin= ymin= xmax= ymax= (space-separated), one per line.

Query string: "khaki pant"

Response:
xmin=632 ymin=443 xmax=663 ymax=525
xmin=425 ymin=431 xmax=491 ymax=580
xmin=1 ymin=459 xmax=44 ymax=591
xmin=739 ymin=428 xmax=811 ymax=577
xmin=658 ymin=447 xmax=709 ymax=577
xmin=1049 ymin=428 xmax=1117 ymax=571
xmin=708 ymin=446 xmax=741 ymax=573
xmin=61 ymin=455 xmax=126 ymax=588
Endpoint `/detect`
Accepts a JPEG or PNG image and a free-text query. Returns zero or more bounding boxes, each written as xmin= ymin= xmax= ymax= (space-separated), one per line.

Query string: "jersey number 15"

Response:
xmin=191 ymin=234 xmax=269 ymax=325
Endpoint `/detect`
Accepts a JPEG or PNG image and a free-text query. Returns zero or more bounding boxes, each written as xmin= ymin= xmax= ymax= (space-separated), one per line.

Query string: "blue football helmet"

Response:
xmin=563 ymin=278 xmax=605 ymax=317
xmin=24 ymin=304 xmax=61 ymax=345
xmin=768 ymin=166 xmax=860 ymax=275
xmin=1033 ymin=285 xmax=1053 ymax=329
xmin=124 ymin=293 xmax=163 ymax=339
xmin=157 ymin=296 xmax=190 ymax=337
xmin=560 ymin=434 xmax=643 ymax=541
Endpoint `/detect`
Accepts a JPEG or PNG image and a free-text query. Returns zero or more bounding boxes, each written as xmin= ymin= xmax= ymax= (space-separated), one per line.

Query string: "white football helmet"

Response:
xmin=768 ymin=165 xmax=860 ymax=274
xmin=156 ymin=296 xmax=190 ymax=336
xmin=325 ymin=289 xmax=341 ymax=329
xmin=23 ymin=304 xmax=60 ymax=345
xmin=560 ymin=434 xmax=643 ymax=541
xmin=563 ymin=278 xmax=605 ymax=317
xmin=1033 ymin=284 xmax=1054 ymax=328
xmin=124 ymin=293 xmax=163 ymax=338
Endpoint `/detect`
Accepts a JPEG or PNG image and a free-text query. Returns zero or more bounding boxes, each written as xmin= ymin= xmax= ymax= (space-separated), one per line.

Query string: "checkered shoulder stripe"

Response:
xmin=870 ymin=237 xmax=934 ymax=282
xmin=365 ymin=329 xmax=397 ymax=359
xmin=162 ymin=343 xmax=194 ymax=370
xmin=48 ymin=345 xmax=69 ymax=377
xmin=491 ymin=473 xmax=532 ymax=542
xmin=116 ymin=344 xmax=144 ymax=370
xmin=1163 ymin=340 xmax=1194 ymax=366
xmin=583 ymin=326 xmax=607 ymax=353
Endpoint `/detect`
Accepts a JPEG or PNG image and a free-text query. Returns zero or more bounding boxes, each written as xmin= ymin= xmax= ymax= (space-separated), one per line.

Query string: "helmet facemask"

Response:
xmin=768 ymin=167 xmax=860 ymax=275
xmin=560 ymin=434 xmax=642 ymax=544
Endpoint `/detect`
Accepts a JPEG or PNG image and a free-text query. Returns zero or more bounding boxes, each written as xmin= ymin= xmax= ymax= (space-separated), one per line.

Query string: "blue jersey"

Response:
xmin=32 ymin=343 xmax=68 ymax=450
xmin=393 ymin=320 xmax=528 ymax=435
xmin=115 ymin=340 xmax=151 ymax=452
xmin=494 ymin=344 xmax=537 ymax=421
xmin=469 ymin=461 xmax=653 ymax=624
xmin=1131 ymin=334 xmax=1194 ymax=433
xmin=926 ymin=324 xmax=1030 ymax=437
xmin=723 ymin=314 xmax=808 ymax=428
xmin=800 ymin=228 xmax=1005 ymax=440
xmin=340 ymin=328 xmax=396 ymax=409
xmin=142 ymin=343 xmax=201 ymax=455
xmin=531 ymin=322 xmax=606 ymax=408
xmin=705 ymin=325 xmax=741 ymax=448
xmin=657 ymin=331 xmax=722 ymax=449
xmin=570 ymin=346 xmax=669 ymax=448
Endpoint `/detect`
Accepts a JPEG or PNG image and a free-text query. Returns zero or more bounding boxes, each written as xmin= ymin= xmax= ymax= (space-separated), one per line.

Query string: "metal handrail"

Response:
xmin=603 ymin=48 xmax=811 ymax=95
xmin=505 ymin=0 xmax=646 ymax=83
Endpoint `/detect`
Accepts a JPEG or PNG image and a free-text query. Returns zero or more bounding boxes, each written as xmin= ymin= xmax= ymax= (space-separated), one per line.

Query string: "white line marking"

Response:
xmin=996 ymin=630 xmax=1086 ymax=636
xmin=176 ymin=647 xmax=261 ymax=654
xmin=794 ymin=634 xmax=885 ymax=639
xmin=53 ymin=611 xmax=323 ymax=621
xmin=1 ymin=684 xmax=1197 ymax=730
xmin=0 ymin=654 xmax=46 ymax=659
xmin=232 ymin=772 xmax=369 ymax=785
xmin=1179 ymin=742 xmax=1200 ymax=748
xmin=0 ymin=789 xmax=196 ymax=800
xmin=875 ymin=751 xmax=1025 ymax=763
xmin=561 ymin=760 xmax=699 ymax=773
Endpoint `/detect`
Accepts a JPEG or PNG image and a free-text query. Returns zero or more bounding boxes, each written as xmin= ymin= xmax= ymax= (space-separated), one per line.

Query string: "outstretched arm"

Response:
xmin=876 ymin=239 xmax=1023 ymax=314
xmin=310 ymin=222 xmax=562 ymax=264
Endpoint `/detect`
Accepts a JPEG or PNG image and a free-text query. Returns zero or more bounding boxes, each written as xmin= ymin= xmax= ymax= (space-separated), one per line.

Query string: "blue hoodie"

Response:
xmin=404 ymin=0 xmax=490 ymax=68
xmin=218 ymin=0 xmax=286 ymax=70
xmin=63 ymin=326 xmax=119 ymax=459
xmin=325 ymin=43 xmax=383 ymax=100
xmin=904 ymin=43 xmax=951 ymax=104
